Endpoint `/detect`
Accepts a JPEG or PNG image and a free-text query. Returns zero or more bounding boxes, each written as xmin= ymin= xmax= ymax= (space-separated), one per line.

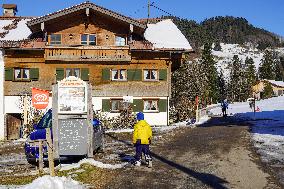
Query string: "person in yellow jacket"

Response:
xmin=133 ymin=112 xmax=152 ymax=167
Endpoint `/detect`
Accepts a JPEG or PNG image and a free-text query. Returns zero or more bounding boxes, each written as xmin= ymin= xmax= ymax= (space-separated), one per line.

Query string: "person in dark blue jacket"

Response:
xmin=221 ymin=99 xmax=228 ymax=117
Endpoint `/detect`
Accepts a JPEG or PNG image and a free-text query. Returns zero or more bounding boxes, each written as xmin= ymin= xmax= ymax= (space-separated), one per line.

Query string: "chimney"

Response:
xmin=2 ymin=4 xmax=18 ymax=17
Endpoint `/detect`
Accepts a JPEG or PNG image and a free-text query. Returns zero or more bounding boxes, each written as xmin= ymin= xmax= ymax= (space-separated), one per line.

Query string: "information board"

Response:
xmin=58 ymin=76 xmax=87 ymax=114
xmin=58 ymin=119 xmax=88 ymax=155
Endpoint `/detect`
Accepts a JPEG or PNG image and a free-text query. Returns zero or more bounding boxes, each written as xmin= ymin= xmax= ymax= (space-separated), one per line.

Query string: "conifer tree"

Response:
xmin=259 ymin=50 xmax=275 ymax=80
xmin=213 ymin=41 xmax=222 ymax=51
xmin=171 ymin=61 xmax=207 ymax=121
xmin=200 ymin=43 xmax=220 ymax=103
xmin=218 ymin=70 xmax=226 ymax=100
xmin=274 ymin=57 xmax=284 ymax=81
xmin=229 ymin=55 xmax=243 ymax=101
xmin=263 ymin=82 xmax=274 ymax=99
xmin=245 ymin=57 xmax=257 ymax=96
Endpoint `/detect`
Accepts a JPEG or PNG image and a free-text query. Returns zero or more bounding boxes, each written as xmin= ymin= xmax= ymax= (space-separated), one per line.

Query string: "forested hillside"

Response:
xmin=164 ymin=16 xmax=282 ymax=50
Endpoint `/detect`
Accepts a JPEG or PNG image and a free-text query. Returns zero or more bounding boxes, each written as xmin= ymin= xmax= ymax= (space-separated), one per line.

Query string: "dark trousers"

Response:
xmin=222 ymin=107 xmax=227 ymax=117
xmin=135 ymin=144 xmax=151 ymax=161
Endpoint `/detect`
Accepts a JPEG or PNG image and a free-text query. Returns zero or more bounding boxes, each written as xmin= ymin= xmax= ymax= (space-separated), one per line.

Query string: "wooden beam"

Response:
xmin=46 ymin=128 xmax=55 ymax=177
xmin=86 ymin=8 xmax=90 ymax=17
xmin=87 ymin=84 xmax=93 ymax=158
xmin=41 ymin=22 xmax=45 ymax=31
xmin=26 ymin=3 xmax=146 ymax=30
xmin=130 ymin=24 xmax=134 ymax=33
xmin=38 ymin=140 xmax=44 ymax=175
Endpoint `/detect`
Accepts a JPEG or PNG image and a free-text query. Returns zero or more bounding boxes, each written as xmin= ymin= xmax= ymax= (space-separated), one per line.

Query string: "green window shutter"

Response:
xmin=132 ymin=99 xmax=143 ymax=112
xmin=81 ymin=68 xmax=89 ymax=81
xmin=127 ymin=69 xmax=142 ymax=81
xmin=158 ymin=99 xmax=168 ymax=112
xmin=56 ymin=68 xmax=64 ymax=81
xmin=102 ymin=99 xmax=111 ymax=112
xmin=159 ymin=69 xmax=167 ymax=81
xmin=30 ymin=68 xmax=39 ymax=81
xmin=5 ymin=68 xmax=13 ymax=81
xmin=102 ymin=68 xmax=110 ymax=81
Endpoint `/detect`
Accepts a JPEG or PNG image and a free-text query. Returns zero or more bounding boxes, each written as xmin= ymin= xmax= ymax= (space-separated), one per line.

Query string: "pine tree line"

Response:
xmin=259 ymin=50 xmax=284 ymax=81
xmin=171 ymin=44 xmax=284 ymax=122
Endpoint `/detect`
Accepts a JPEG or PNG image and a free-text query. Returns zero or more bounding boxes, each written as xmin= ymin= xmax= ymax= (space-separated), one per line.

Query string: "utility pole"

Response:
xmin=148 ymin=0 xmax=150 ymax=19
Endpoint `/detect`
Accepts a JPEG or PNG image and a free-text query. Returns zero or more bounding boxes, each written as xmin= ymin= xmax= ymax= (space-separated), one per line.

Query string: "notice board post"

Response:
xmin=52 ymin=76 xmax=93 ymax=159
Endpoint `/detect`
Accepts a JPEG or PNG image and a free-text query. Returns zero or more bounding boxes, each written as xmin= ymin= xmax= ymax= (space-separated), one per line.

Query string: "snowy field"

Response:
xmin=210 ymin=96 xmax=284 ymax=168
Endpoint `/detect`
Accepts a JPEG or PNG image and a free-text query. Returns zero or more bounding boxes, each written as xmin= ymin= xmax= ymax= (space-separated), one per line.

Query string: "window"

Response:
xmin=111 ymin=69 xmax=126 ymax=81
xmin=143 ymin=69 xmax=158 ymax=81
xmin=111 ymin=99 xmax=123 ymax=112
xmin=115 ymin=36 xmax=126 ymax=46
xmin=143 ymin=100 xmax=158 ymax=112
xmin=66 ymin=68 xmax=80 ymax=78
xmin=50 ymin=34 xmax=61 ymax=45
xmin=14 ymin=68 xmax=30 ymax=80
xmin=81 ymin=34 xmax=96 ymax=45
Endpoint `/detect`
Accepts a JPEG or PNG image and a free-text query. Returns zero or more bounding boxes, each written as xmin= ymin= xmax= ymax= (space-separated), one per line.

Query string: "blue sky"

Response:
xmin=2 ymin=0 xmax=284 ymax=36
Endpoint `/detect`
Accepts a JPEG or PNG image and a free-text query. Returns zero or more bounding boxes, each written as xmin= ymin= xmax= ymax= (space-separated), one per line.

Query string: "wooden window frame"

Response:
xmin=65 ymin=68 xmax=81 ymax=78
xmin=81 ymin=34 xmax=97 ymax=45
xmin=110 ymin=98 xmax=124 ymax=113
xmin=111 ymin=69 xmax=127 ymax=81
xmin=115 ymin=35 xmax=127 ymax=46
xmin=14 ymin=68 xmax=30 ymax=81
xmin=49 ymin=33 xmax=62 ymax=45
xmin=142 ymin=98 xmax=159 ymax=113
xmin=143 ymin=69 xmax=159 ymax=81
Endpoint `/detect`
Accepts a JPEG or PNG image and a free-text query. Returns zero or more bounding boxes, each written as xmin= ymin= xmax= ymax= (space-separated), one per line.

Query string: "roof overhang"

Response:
xmin=26 ymin=2 xmax=146 ymax=31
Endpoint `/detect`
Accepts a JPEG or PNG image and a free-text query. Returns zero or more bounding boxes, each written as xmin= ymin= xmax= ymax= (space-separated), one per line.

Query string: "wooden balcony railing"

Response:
xmin=45 ymin=47 xmax=131 ymax=62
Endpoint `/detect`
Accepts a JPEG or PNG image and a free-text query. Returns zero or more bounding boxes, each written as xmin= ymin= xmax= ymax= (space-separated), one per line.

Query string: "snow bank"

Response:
xmin=0 ymin=186 xmax=21 ymax=189
xmin=105 ymin=128 xmax=133 ymax=133
xmin=144 ymin=19 xmax=192 ymax=50
xmin=60 ymin=158 xmax=128 ymax=171
xmin=20 ymin=175 xmax=84 ymax=189
xmin=195 ymin=115 xmax=210 ymax=125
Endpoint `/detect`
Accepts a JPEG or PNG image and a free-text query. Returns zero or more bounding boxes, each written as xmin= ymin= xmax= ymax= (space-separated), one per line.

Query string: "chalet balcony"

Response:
xmin=44 ymin=47 xmax=131 ymax=62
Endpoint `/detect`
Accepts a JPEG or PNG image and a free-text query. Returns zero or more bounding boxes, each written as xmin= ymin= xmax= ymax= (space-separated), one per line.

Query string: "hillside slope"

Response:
xmin=167 ymin=16 xmax=282 ymax=49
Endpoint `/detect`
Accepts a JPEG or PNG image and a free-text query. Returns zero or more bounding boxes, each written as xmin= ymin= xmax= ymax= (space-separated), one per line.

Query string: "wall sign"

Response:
xmin=32 ymin=88 xmax=49 ymax=109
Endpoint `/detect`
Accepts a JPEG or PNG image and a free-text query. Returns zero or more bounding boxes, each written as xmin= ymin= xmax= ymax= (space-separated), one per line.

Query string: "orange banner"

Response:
xmin=32 ymin=88 xmax=49 ymax=109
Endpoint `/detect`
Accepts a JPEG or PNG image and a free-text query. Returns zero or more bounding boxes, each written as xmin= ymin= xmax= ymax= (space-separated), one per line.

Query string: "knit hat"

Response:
xmin=136 ymin=112 xmax=144 ymax=121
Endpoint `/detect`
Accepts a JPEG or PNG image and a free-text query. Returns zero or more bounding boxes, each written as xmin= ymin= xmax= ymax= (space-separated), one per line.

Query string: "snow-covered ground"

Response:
xmin=59 ymin=158 xmax=128 ymax=171
xmin=20 ymin=176 xmax=84 ymax=189
xmin=210 ymin=96 xmax=284 ymax=166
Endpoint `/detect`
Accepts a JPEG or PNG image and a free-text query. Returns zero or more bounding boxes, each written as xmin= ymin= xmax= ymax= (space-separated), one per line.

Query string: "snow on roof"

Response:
xmin=266 ymin=80 xmax=284 ymax=87
xmin=0 ymin=19 xmax=32 ymax=41
xmin=144 ymin=19 xmax=192 ymax=50
xmin=0 ymin=20 xmax=13 ymax=33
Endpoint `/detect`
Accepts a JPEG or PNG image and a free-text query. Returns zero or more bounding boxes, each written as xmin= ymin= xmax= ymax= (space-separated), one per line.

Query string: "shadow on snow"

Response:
xmin=234 ymin=110 xmax=284 ymax=137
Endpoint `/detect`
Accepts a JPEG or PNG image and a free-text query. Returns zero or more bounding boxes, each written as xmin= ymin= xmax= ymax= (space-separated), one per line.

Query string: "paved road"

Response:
xmin=106 ymin=117 xmax=281 ymax=189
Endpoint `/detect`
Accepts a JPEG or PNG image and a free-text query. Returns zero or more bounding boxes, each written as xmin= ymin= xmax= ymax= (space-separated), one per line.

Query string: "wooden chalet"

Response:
xmin=0 ymin=2 xmax=192 ymax=140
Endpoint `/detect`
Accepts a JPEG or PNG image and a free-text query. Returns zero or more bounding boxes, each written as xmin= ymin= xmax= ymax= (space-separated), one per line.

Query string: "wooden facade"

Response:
xmin=1 ymin=2 xmax=189 ymax=138
xmin=253 ymin=80 xmax=284 ymax=99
